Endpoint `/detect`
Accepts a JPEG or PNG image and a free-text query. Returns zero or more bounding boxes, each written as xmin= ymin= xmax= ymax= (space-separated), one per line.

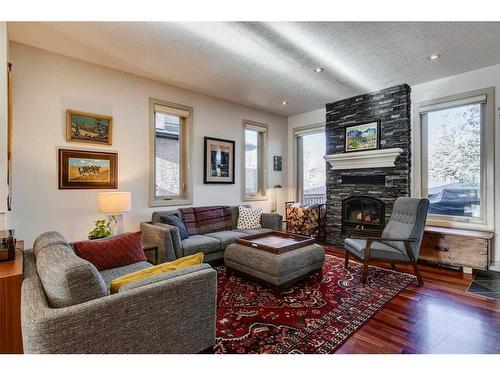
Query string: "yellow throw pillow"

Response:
xmin=110 ymin=252 xmax=204 ymax=294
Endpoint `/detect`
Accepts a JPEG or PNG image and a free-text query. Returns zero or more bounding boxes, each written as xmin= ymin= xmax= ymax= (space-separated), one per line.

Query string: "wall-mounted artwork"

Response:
xmin=203 ymin=137 xmax=235 ymax=184
xmin=273 ymin=156 xmax=282 ymax=171
xmin=66 ymin=109 xmax=113 ymax=146
xmin=58 ymin=149 xmax=118 ymax=189
xmin=344 ymin=121 xmax=380 ymax=152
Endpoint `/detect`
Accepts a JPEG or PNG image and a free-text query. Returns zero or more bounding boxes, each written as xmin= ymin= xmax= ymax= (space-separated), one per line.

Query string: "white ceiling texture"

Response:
xmin=8 ymin=22 xmax=500 ymax=116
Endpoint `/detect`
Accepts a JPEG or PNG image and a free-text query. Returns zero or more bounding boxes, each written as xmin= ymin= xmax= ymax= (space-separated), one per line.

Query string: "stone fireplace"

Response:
xmin=324 ymin=84 xmax=411 ymax=246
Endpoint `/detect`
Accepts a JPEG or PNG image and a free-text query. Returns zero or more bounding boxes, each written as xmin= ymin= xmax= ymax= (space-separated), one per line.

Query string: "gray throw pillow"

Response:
xmin=161 ymin=214 xmax=189 ymax=240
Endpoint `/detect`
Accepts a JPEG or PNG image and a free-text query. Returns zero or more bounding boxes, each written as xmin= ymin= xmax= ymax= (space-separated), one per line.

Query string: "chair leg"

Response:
xmin=412 ymin=261 xmax=424 ymax=286
xmin=362 ymin=240 xmax=372 ymax=285
xmin=344 ymin=251 xmax=349 ymax=269
xmin=362 ymin=260 xmax=369 ymax=284
xmin=390 ymin=263 xmax=396 ymax=270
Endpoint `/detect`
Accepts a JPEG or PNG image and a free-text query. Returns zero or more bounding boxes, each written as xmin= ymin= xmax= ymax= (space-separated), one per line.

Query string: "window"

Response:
xmin=419 ymin=88 xmax=494 ymax=228
xmin=295 ymin=126 xmax=326 ymax=205
xmin=149 ymin=98 xmax=192 ymax=206
xmin=243 ymin=120 xmax=267 ymax=200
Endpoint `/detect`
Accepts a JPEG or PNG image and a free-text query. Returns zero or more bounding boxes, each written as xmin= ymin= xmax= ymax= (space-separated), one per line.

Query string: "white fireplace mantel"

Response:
xmin=323 ymin=148 xmax=403 ymax=170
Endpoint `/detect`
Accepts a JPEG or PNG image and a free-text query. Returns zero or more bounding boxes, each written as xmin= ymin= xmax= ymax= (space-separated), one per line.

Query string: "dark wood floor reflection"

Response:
xmin=325 ymin=247 xmax=500 ymax=354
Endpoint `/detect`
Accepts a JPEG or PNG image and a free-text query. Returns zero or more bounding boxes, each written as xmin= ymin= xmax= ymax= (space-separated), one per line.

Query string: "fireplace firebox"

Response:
xmin=342 ymin=196 xmax=385 ymax=235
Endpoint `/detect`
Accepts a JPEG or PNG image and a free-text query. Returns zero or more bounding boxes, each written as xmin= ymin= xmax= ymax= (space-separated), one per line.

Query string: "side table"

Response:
xmin=0 ymin=240 xmax=24 ymax=353
xmin=142 ymin=243 xmax=159 ymax=265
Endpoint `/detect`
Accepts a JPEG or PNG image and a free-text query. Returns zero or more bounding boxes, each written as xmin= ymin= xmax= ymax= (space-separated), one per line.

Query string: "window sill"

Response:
xmin=242 ymin=195 xmax=268 ymax=202
xmin=426 ymin=217 xmax=493 ymax=233
xmin=149 ymin=198 xmax=193 ymax=208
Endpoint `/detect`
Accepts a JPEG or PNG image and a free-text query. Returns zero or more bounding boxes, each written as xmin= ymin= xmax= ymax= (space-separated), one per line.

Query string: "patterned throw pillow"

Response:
xmin=73 ymin=231 xmax=146 ymax=271
xmin=236 ymin=206 xmax=262 ymax=230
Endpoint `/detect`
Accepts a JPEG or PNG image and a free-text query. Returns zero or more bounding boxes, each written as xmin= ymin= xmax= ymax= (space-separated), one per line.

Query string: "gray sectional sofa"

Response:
xmin=140 ymin=206 xmax=283 ymax=263
xmin=21 ymin=232 xmax=217 ymax=354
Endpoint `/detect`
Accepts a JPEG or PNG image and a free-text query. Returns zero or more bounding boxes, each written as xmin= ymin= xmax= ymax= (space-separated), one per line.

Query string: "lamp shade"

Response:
xmin=98 ymin=192 xmax=132 ymax=214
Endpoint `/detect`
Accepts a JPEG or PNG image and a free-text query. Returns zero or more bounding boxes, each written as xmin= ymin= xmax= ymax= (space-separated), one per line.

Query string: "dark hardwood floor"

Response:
xmin=324 ymin=247 xmax=500 ymax=354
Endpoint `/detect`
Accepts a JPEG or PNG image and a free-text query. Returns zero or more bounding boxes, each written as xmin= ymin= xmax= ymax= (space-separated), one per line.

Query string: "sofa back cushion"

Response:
xmin=36 ymin=242 xmax=109 ymax=308
xmin=179 ymin=206 xmax=232 ymax=235
xmin=73 ymin=231 xmax=147 ymax=271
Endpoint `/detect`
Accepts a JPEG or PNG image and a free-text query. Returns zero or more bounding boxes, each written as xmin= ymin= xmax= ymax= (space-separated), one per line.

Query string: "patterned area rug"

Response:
xmin=214 ymin=254 xmax=415 ymax=353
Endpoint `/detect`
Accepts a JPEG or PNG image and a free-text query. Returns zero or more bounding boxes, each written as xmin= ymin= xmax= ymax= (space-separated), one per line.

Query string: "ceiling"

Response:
xmin=8 ymin=22 xmax=500 ymax=117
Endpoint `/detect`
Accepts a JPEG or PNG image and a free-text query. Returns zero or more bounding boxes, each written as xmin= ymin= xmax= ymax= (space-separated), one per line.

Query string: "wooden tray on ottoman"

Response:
xmin=235 ymin=231 xmax=315 ymax=254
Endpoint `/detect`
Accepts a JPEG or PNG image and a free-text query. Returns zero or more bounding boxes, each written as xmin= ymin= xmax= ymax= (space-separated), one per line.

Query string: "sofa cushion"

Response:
xmin=344 ymin=238 xmax=408 ymax=262
xmin=160 ymin=214 xmax=189 ymax=240
xmin=117 ymin=263 xmax=212 ymax=293
xmin=99 ymin=261 xmax=152 ymax=287
xmin=205 ymin=230 xmax=247 ymax=248
xmin=110 ymin=252 xmax=204 ymax=293
xmin=179 ymin=206 xmax=232 ymax=235
xmin=73 ymin=231 xmax=147 ymax=271
xmin=236 ymin=206 xmax=262 ymax=230
xmin=36 ymin=243 xmax=109 ymax=308
xmin=235 ymin=228 xmax=273 ymax=236
xmin=181 ymin=235 xmax=221 ymax=256
xmin=151 ymin=209 xmax=181 ymax=224
xmin=33 ymin=231 xmax=69 ymax=258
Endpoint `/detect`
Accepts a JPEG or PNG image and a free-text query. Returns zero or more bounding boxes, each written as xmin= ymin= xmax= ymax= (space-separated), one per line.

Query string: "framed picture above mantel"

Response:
xmin=203 ymin=137 xmax=235 ymax=184
xmin=344 ymin=121 xmax=380 ymax=152
xmin=58 ymin=149 xmax=118 ymax=189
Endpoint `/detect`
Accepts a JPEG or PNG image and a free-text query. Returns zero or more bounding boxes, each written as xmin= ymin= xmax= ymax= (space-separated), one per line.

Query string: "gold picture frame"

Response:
xmin=66 ymin=109 xmax=113 ymax=146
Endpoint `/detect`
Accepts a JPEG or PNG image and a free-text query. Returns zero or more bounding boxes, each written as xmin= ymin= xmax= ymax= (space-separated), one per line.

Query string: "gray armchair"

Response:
xmin=344 ymin=197 xmax=430 ymax=286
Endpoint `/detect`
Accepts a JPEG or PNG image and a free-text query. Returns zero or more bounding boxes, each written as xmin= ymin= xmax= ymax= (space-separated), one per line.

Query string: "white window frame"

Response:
xmin=149 ymin=98 xmax=193 ymax=207
xmin=242 ymin=120 xmax=268 ymax=201
xmin=414 ymin=87 xmax=495 ymax=231
xmin=294 ymin=124 xmax=326 ymax=203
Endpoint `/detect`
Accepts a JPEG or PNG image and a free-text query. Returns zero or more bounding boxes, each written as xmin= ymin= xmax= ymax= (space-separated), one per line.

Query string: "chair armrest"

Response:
xmin=365 ymin=237 xmax=419 ymax=242
xmin=140 ymin=222 xmax=182 ymax=262
xmin=22 ymin=256 xmax=216 ymax=354
xmin=261 ymin=212 xmax=283 ymax=231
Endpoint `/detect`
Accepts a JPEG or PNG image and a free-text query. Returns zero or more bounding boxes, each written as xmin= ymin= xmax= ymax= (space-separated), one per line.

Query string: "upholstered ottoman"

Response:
xmin=224 ymin=242 xmax=325 ymax=288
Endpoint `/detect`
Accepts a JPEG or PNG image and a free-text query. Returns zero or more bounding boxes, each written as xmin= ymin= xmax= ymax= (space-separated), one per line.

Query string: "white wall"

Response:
xmin=286 ymin=108 xmax=326 ymax=201
xmin=9 ymin=42 xmax=288 ymax=247
xmin=412 ymin=63 xmax=500 ymax=264
xmin=0 ymin=22 xmax=9 ymax=229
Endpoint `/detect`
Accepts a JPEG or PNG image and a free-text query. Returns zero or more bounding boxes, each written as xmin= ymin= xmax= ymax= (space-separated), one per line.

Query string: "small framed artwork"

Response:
xmin=58 ymin=149 xmax=118 ymax=189
xmin=344 ymin=121 xmax=380 ymax=152
xmin=273 ymin=156 xmax=283 ymax=171
xmin=203 ymin=137 xmax=235 ymax=184
xmin=66 ymin=109 xmax=113 ymax=146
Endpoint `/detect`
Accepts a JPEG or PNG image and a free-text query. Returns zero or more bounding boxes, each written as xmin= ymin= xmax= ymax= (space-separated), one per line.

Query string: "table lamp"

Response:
xmin=98 ymin=192 xmax=132 ymax=236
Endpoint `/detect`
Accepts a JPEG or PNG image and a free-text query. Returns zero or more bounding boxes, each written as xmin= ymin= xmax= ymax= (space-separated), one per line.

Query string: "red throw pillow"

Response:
xmin=73 ymin=231 xmax=146 ymax=271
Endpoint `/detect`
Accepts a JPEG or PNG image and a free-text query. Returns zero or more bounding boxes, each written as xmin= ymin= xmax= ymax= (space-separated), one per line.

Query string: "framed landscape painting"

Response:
xmin=66 ymin=109 xmax=113 ymax=146
xmin=345 ymin=121 xmax=380 ymax=152
xmin=58 ymin=149 xmax=118 ymax=189
xmin=203 ymin=137 xmax=235 ymax=184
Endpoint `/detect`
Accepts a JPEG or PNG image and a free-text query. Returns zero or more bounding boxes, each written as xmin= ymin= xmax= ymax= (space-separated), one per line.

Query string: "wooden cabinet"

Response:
xmin=420 ymin=226 xmax=493 ymax=270
xmin=0 ymin=241 xmax=24 ymax=353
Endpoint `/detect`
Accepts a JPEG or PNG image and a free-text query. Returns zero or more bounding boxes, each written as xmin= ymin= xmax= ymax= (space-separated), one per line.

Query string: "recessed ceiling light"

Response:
xmin=429 ymin=54 xmax=440 ymax=60
xmin=313 ymin=67 xmax=324 ymax=73
xmin=281 ymin=101 xmax=288 ymax=106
